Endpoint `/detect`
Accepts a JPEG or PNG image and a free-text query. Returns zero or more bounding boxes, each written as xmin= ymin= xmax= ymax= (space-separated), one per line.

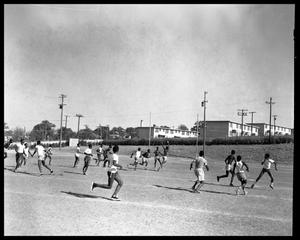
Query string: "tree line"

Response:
xmin=4 ymin=121 xmax=195 ymax=142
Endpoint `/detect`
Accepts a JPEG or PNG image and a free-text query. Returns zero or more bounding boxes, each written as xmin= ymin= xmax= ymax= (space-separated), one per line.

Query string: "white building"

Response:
xmin=200 ymin=121 xmax=259 ymax=139
xmin=246 ymin=123 xmax=292 ymax=136
xmin=136 ymin=126 xmax=198 ymax=139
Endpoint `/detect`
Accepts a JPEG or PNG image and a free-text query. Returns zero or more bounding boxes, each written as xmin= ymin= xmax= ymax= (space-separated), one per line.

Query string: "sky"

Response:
xmin=4 ymin=4 xmax=294 ymax=132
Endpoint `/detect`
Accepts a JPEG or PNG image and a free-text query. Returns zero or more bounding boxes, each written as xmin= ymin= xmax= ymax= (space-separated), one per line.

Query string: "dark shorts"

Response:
xmin=16 ymin=152 xmax=24 ymax=162
xmin=84 ymin=156 xmax=91 ymax=164
xmin=262 ymin=168 xmax=271 ymax=174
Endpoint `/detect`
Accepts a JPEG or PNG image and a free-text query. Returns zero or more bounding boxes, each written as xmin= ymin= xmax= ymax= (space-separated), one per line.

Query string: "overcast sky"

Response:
xmin=4 ymin=4 xmax=294 ymax=132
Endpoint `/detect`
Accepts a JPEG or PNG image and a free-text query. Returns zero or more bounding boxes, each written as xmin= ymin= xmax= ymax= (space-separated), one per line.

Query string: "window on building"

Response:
xmin=230 ymin=123 xmax=232 ymax=127
xmin=165 ymin=130 xmax=169 ymax=134
xmin=182 ymin=131 xmax=185 ymax=135
xmin=170 ymin=130 xmax=174 ymax=134
xmin=155 ymin=129 xmax=159 ymax=133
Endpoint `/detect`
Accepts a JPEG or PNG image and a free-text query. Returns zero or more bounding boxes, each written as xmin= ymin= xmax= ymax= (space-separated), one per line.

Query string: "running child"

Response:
xmin=217 ymin=150 xmax=236 ymax=186
xmin=153 ymin=146 xmax=162 ymax=171
xmin=45 ymin=144 xmax=53 ymax=165
xmin=73 ymin=143 xmax=82 ymax=168
xmin=103 ymin=144 xmax=113 ymax=167
xmin=13 ymin=139 xmax=25 ymax=172
xmin=232 ymin=155 xmax=249 ymax=195
xmin=91 ymin=144 xmax=123 ymax=200
xmin=190 ymin=150 xmax=209 ymax=193
xmin=159 ymin=141 xmax=169 ymax=171
xmin=96 ymin=143 xmax=104 ymax=166
xmin=82 ymin=144 xmax=93 ymax=175
xmin=128 ymin=147 xmax=142 ymax=170
xmin=21 ymin=142 xmax=31 ymax=166
xmin=31 ymin=140 xmax=53 ymax=176
xmin=4 ymin=138 xmax=13 ymax=159
xmin=139 ymin=149 xmax=151 ymax=169
xmin=251 ymin=153 xmax=278 ymax=189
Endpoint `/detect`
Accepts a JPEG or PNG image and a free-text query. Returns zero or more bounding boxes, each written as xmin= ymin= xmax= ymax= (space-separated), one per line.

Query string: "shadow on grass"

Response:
xmin=63 ymin=171 xmax=83 ymax=175
xmin=4 ymin=167 xmax=40 ymax=177
xmin=199 ymin=189 xmax=236 ymax=196
xmin=205 ymin=182 xmax=236 ymax=188
xmin=127 ymin=166 xmax=158 ymax=172
xmin=61 ymin=191 xmax=100 ymax=198
xmin=205 ymin=181 xmax=262 ymax=190
xmin=61 ymin=191 xmax=118 ymax=201
xmin=153 ymin=184 xmax=192 ymax=193
xmin=153 ymin=184 xmax=237 ymax=196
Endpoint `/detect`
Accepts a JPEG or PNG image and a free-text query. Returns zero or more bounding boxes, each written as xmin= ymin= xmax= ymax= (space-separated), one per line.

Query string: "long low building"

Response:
xmin=200 ymin=121 xmax=260 ymax=139
xmin=136 ymin=126 xmax=198 ymax=139
xmin=246 ymin=123 xmax=292 ymax=136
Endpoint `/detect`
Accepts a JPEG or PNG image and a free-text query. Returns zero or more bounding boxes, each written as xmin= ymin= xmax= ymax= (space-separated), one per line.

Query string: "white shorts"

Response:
xmin=194 ymin=168 xmax=205 ymax=181
xmin=38 ymin=155 xmax=45 ymax=161
xmin=162 ymin=156 xmax=168 ymax=162
xmin=225 ymin=164 xmax=232 ymax=171
xmin=75 ymin=153 xmax=79 ymax=158
xmin=237 ymin=171 xmax=247 ymax=182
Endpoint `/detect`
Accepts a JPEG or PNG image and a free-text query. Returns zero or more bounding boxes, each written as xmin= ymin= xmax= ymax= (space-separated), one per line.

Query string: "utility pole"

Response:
xmin=237 ymin=109 xmax=248 ymax=136
xmin=59 ymin=94 xmax=67 ymax=150
xmin=148 ymin=112 xmax=151 ymax=148
xmin=201 ymin=91 xmax=208 ymax=156
xmin=273 ymin=115 xmax=278 ymax=136
xmin=97 ymin=124 xmax=103 ymax=139
xmin=266 ymin=97 xmax=275 ymax=143
xmin=106 ymin=125 xmax=109 ymax=141
xmin=140 ymin=120 xmax=143 ymax=127
xmin=249 ymin=111 xmax=256 ymax=135
xmin=64 ymin=115 xmax=70 ymax=129
xmin=75 ymin=114 xmax=84 ymax=136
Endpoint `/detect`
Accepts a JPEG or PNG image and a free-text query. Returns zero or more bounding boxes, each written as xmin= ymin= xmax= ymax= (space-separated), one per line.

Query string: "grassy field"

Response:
xmin=4 ymin=144 xmax=293 ymax=235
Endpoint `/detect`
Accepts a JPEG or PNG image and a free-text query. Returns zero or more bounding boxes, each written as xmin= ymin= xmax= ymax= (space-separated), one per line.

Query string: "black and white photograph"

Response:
xmin=4 ymin=4 xmax=294 ymax=235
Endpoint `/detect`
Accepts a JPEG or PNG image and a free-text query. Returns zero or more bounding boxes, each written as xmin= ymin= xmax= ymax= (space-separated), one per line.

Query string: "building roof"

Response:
xmin=136 ymin=126 xmax=197 ymax=133
xmin=246 ymin=123 xmax=292 ymax=129
xmin=205 ymin=120 xmax=259 ymax=128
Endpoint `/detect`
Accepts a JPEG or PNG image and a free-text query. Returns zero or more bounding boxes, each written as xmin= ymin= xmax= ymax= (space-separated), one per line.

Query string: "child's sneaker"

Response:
xmin=270 ymin=183 xmax=274 ymax=189
xmin=91 ymin=182 xmax=95 ymax=192
xmin=217 ymin=176 xmax=220 ymax=182
xmin=111 ymin=195 xmax=120 ymax=201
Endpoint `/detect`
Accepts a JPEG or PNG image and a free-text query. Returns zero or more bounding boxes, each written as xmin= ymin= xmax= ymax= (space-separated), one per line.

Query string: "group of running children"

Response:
xmin=4 ymin=138 xmax=53 ymax=175
xmin=4 ymin=138 xmax=278 ymax=200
